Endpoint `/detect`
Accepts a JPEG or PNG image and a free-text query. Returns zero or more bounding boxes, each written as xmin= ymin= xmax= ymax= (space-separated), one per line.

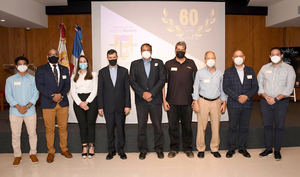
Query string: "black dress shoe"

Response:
xmin=238 ymin=149 xmax=251 ymax=158
xmin=226 ymin=150 xmax=235 ymax=158
xmin=259 ymin=149 xmax=273 ymax=157
xmin=184 ymin=151 xmax=194 ymax=158
xmin=156 ymin=151 xmax=164 ymax=159
xmin=167 ymin=151 xmax=178 ymax=158
xmin=197 ymin=152 xmax=205 ymax=158
xmin=139 ymin=152 xmax=147 ymax=160
xmin=274 ymin=151 xmax=281 ymax=161
xmin=211 ymin=151 xmax=221 ymax=158
xmin=106 ymin=152 xmax=116 ymax=160
xmin=119 ymin=153 xmax=127 ymax=160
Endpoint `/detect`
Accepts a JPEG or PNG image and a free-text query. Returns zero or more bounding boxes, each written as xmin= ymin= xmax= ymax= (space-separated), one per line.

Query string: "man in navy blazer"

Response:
xmin=35 ymin=49 xmax=72 ymax=163
xmin=223 ymin=50 xmax=258 ymax=158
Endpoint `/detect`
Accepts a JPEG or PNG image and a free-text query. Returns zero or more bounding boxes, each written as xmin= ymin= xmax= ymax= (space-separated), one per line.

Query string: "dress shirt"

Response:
xmin=109 ymin=65 xmax=118 ymax=86
xmin=143 ymin=58 xmax=152 ymax=78
xmin=49 ymin=62 xmax=60 ymax=85
xmin=235 ymin=65 xmax=245 ymax=84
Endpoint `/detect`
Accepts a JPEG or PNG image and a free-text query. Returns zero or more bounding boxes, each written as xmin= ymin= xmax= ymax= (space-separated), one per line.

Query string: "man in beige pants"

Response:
xmin=192 ymin=51 xmax=227 ymax=158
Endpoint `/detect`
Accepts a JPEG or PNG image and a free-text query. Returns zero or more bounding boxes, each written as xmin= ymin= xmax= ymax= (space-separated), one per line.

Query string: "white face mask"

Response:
xmin=17 ymin=65 xmax=28 ymax=73
xmin=234 ymin=57 xmax=244 ymax=66
xmin=271 ymin=55 xmax=281 ymax=64
xmin=142 ymin=51 xmax=151 ymax=59
xmin=206 ymin=59 xmax=215 ymax=68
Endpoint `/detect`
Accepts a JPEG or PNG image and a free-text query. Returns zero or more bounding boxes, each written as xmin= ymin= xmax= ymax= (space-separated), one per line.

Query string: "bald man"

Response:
xmin=223 ymin=50 xmax=258 ymax=158
xmin=35 ymin=49 xmax=72 ymax=163
xmin=192 ymin=51 xmax=227 ymax=158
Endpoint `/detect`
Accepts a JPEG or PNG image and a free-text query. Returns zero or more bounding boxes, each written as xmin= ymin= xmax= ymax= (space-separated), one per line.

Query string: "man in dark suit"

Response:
xmin=223 ymin=50 xmax=258 ymax=158
xmin=35 ymin=49 xmax=72 ymax=163
xmin=130 ymin=43 xmax=166 ymax=160
xmin=98 ymin=49 xmax=131 ymax=160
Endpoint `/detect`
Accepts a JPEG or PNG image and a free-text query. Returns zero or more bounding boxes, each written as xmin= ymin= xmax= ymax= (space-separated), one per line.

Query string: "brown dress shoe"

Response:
xmin=29 ymin=154 xmax=39 ymax=163
xmin=47 ymin=153 xmax=55 ymax=163
xmin=13 ymin=157 xmax=21 ymax=166
xmin=61 ymin=151 xmax=73 ymax=158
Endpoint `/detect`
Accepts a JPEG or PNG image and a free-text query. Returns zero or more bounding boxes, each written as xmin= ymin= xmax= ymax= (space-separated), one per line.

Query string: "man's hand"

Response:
xmin=192 ymin=100 xmax=200 ymax=113
xmin=124 ymin=107 xmax=131 ymax=116
xmin=98 ymin=109 xmax=104 ymax=116
xmin=143 ymin=92 xmax=152 ymax=102
xmin=220 ymin=102 xmax=227 ymax=114
xmin=80 ymin=101 xmax=89 ymax=110
xmin=52 ymin=93 xmax=62 ymax=103
xmin=163 ymin=100 xmax=170 ymax=111
xmin=263 ymin=94 xmax=275 ymax=105
xmin=15 ymin=104 xmax=28 ymax=114
xmin=238 ymin=95 xmax=248 ymax=104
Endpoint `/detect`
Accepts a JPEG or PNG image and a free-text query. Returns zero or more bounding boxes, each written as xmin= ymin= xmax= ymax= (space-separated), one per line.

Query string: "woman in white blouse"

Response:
xmin=71 ymin=55 xmax=98 ymax=159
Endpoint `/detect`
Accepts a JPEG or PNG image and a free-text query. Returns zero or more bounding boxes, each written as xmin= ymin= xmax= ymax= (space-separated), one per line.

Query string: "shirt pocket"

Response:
xmin=277 ymin=70 xmax=288 ymax=86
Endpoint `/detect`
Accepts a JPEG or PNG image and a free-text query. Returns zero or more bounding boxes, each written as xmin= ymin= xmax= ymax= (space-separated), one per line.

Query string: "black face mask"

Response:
xmin=48 ymin=56 xmax=59 ymax=64
xmin=176 ymin=51 xmax=185 ymax=59
xmin=109 ymin=59 xmax=117 ymax=66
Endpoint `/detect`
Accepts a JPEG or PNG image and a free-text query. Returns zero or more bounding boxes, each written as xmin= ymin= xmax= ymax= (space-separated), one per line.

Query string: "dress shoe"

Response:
xmin=197 ymin=152 xmax=205 ymax=158
xmin=61 ymin=151 xmax=73 ymax=158
xmin=167 ymin=151 xmax=178 ymax=158
xmin=13 ymin=157 xmax=21 ymax=166
xmin=238 ymin=149 xmax=251 ymax=158
xmin=226 ymin=150 xmax=235 ymax=158
xmin=106 ymin=152 xmax=116 ymax=160
xmin=119 ymin=153 xmax=127 ymax=160
xmin=139 ymin=152 xmax=147 ymax=160
xmin=156 ymin=151 xmax=164 ymax=159
xmin=184 ymin=151 xmax=194 ymax=158
xmin=211 ymin=151 xmax=221 ymax=158
xmin=29 ymin=154 xmax=39 ymax=163
xmin=82 ymin=144 xmax=88 ymax=159
xmin=259 ymin=149 xmax=273 ymax=157
xmin=88 ymin=143 xmax=95 ymax=159
xmin=274 ymin=151 xmax=281 ymax=161
xmin=47 ymin=153 xmax=54 ymax=163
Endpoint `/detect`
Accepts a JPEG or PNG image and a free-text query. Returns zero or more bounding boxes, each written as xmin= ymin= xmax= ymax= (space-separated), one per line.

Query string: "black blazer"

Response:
xmin=35 ymin=63 xmax=70 ymax=109
xmin=97 ymin=65 xmax=131 ymax=114
xmin=129 ymin=58 xmax=166 ymax=105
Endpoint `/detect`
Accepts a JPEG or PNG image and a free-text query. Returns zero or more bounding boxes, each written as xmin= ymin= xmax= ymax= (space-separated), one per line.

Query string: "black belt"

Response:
xmin=199 ymin=95 xmax=219 ymax=101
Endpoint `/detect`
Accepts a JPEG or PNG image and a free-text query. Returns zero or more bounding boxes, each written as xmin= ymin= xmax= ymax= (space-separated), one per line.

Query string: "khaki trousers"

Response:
xmin=9 ymin=114 xmax=37 ymax=157
xmin=196 ymin=98 xmax=221 ymax=152
xmin=42 ymin=104 xmax=69 ymax=154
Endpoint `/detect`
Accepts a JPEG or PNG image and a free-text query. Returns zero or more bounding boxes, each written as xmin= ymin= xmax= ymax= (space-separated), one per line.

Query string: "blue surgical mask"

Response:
xmin=79 ymin=63 xmax=88 ymax=70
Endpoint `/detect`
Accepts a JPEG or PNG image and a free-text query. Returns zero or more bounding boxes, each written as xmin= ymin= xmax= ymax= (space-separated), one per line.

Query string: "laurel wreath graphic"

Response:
xmin=161 ymin=8 xmax=216 ymax=38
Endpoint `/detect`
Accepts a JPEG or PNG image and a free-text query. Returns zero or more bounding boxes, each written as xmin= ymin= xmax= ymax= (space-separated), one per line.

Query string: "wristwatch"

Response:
xmin=26 ymin=104 xmax=32 ymax=109
xmin=274 ymin=97 xmax=279 ymax=103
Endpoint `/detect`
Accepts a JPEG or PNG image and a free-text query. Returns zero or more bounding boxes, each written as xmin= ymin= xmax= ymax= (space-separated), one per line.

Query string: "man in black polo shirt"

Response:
xmin=163 ymin=41 xmax=197 ymax=158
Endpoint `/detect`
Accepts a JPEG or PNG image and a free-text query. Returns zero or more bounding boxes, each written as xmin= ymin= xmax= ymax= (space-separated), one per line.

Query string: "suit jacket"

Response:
xmin=97 ymin=65 xmax=131 ymax=114
xmin=35 ymin=63 xmax=70 ymax=109
xmin=223 ymin=65 xmax=258 ymax=108
xmin=129 ymin=58 xmax=166 ymax=105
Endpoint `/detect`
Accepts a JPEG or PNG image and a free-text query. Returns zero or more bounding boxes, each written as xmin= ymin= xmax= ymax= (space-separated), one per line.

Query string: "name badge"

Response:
xmin=247 ymin=75 xmax=252 ymax=79
xmin=62 ymin=75 xmax=67 ymax=79
xmin=154 ymin=63 xmax=158 ymax=66
xmin=265 ymin=70 xmax=272 ymax=74
xmin=171 ymin=67 xmax=177 ymax=71
xmin=187 ymin=66 xmax=192 ymax=70
xmin=203 ymin=79 xmax=210 ymax=83
xmin=14 ymin=81 xmax=21 ymax=86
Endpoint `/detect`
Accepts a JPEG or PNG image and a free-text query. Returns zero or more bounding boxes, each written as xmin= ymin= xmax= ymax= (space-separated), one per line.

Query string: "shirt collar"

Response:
xmin=143 ymin=58 xmax=152 ymax=63
xmin=174 ymin=57 xmax=187 ymax=64
xmin=235 ymin=64 xmax=245 ymax=71
xmin=109 ymin=65 xmax=118 ymax=70
xmin=49 ymin=62 xmax=58 ymax=68
xmin=16 ymin=72 xmax=29 ymax=78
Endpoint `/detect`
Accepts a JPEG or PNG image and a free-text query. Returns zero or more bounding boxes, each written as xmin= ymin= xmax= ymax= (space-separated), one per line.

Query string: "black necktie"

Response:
xmin=53 ymin=65 xmax=58 ymax=86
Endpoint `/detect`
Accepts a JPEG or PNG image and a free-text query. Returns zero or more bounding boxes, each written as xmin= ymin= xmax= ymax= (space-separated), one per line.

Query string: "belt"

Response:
xmin=199 ymin=95 xmax=219 ymax=101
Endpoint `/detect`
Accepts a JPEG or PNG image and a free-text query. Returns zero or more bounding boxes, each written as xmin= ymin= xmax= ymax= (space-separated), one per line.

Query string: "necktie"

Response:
xmin=53 ymin=65 xmax=58 ymax=86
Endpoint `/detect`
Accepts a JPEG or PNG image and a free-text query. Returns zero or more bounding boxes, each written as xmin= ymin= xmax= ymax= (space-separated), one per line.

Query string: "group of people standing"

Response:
xmin=5 ymin=41 xmax=296 ymax=166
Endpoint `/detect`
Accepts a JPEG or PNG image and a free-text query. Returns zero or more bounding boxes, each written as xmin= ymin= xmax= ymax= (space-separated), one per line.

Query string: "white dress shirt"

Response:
xmin=235 ymin=65 xmax=245 ymax=84
xmin=49 ymin=63 xmax=61 ymax=85
xmin=70 ymin=71 xmax=98 ymax=105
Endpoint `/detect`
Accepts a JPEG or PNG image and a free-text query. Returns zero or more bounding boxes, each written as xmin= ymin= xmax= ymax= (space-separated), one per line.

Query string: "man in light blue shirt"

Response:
xmin=5 ymin=56 xmax=39 ymax=166
xmin=192 ymin=51 xmax=227 ymax=159
xmin=109 ymin=65 xmax=118 ymax=87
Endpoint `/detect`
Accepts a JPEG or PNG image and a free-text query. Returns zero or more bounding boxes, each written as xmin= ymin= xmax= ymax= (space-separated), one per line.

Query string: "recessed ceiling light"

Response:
xmin=0 ymin=19 xmax=5 ymax=22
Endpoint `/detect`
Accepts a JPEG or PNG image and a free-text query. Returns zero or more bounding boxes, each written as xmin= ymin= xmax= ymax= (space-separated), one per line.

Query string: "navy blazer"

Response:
xmin=35 ymin=63 xmax=70 ymax=109
xmin=223 ymin=66 xmax=258 ymax=108
xmin=129 ymin=58 xmax=166 ymax=105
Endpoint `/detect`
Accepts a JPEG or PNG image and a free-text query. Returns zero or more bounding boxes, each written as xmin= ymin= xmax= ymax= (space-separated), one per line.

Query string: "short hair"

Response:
xmin=175 ymin=41 xmax=187 ymax=50
xmin=14 ymin=56 xmax=29 ymax=65
xmin=107 ymin=49 xmax=117 ymax=56
xmin=141 ymin=43 xmax=152 ymax=51
xmin=270 ymin=47 xmax=282 ymax=55
xmin=204 ymin=51 xmax=216 ymax=59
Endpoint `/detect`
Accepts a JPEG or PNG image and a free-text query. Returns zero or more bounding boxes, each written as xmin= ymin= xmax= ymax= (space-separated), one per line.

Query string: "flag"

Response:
xmin=58 ymin=23 xmax=70 ymax=69
xmin=71 ymin=25 xmax=84 ymax=74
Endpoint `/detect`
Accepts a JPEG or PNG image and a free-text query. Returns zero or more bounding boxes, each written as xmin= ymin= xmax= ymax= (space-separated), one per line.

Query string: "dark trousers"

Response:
xmin=136 ymin=103 xmax=164 ymax=153
xmin=260 ymin=98 xmax=289 ymax=151
xmin=73 ymin=93 xmax=98 ymax=144
xmin=104 ymin=112 xmax=126 ymax=154
xmin=227 ymin=106 xmax=252 ymax=151
xmin=167 ymin=104 xmax=193 ymax=151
